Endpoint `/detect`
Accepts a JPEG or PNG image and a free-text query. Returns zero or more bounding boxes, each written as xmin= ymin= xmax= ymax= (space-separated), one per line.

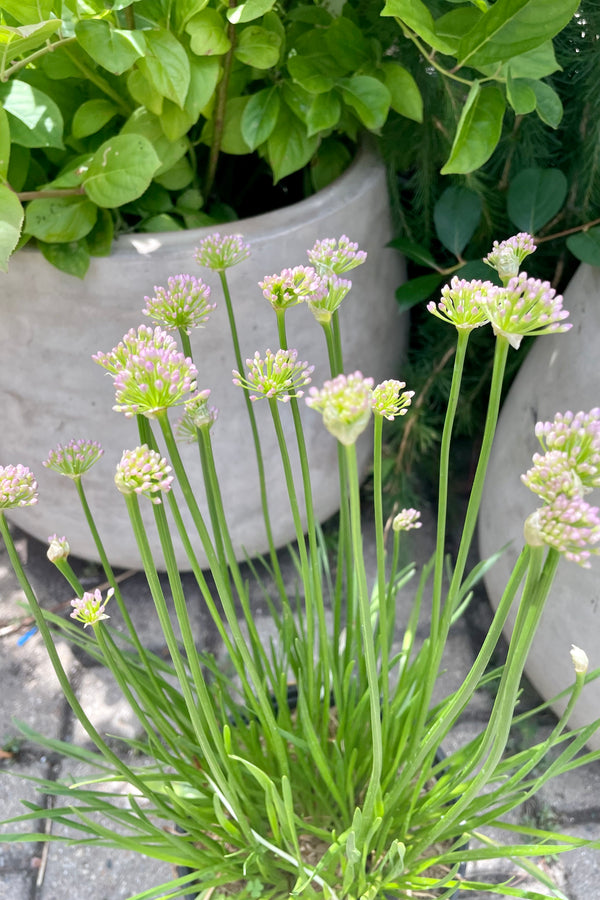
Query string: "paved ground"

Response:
xmin=0 ymin=509 xmax=599 ymax=900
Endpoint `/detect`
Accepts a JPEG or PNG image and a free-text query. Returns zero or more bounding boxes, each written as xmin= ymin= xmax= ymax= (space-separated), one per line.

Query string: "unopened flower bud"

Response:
xmin=47 ymin=534 xmax=70 ymax=563
xmin=570 ymin=645 xmax=589 ymax=675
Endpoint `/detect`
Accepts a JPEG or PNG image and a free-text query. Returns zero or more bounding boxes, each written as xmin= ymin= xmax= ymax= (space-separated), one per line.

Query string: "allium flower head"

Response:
xmin=143 ymin=275 xmax=215 ymax=334
xmin=194 ymin=233 xmax=250 ymax=271
xmin=0 ymin=465 xmax=38 ymax=508
xmin=113 ymin=344 xmax=197 ymax=418
xmin=93 ymin=326 xmax=177 ymax=376
xmin=306 ymin=372 xmax=374 ymax=445
xmin=176 ymin=390 xmax=218 ymax=442
xmin=483 ymin=274 xmax=571 ymax=349
xmin=307 ymin=235 xmax=367 ymax=276
xmin=371 ymin=380 xmax=414 ymax=420
xmin=233 ymin=349 xmax=314 ymax=402
xmin=427 ymin=278 xmax=495 ymax=331
xmin=522 ymin=450 xmax=585 ymax=503
xmin=47 ymin=535 xmax=70 ymax=563
xmin=70 ymin=588 xmax=113 ymax=628
xmin=533 ymin=410 xmax=600 ymax=493
xmin=524 ymin=495 xmax=600 ymax=567
xmin=259 ymin=266 xmax=327 ymax=311
xmin=392 ymin=508 xmax=422 ymax=532
xmin=115 ymin=446 xmax=173 ymax=504
xmin=307 ymin=275 xmax=352 ymax=325
xmin=43 ymin=439 xmax=104 ymax=478
xmin=484 ymin=233 xmax=536 ymax=282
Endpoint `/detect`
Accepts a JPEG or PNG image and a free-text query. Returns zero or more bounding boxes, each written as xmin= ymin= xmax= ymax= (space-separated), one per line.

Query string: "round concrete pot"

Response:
xmin=478 ymin=263 xmax=600 ymax=750
xmin=2 ymin=143 xmax=406 ymax=569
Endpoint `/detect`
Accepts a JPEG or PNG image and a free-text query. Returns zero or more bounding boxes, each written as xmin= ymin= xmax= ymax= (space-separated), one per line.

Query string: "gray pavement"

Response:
xmin=1 ymin=511 xmax=599 ymax=900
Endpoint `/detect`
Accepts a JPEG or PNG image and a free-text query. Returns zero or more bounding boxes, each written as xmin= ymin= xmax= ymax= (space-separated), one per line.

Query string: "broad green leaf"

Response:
xmin=42 ymin=154 xmax=92 ymax=189
xmin=324 ymin=18 xmax=372 ymax=72
xmin=174 ymin=0 xmax=210 ymax=31
xmin=0 ymin=184 xmax=24 ymax=272
xmin=72 ymin=99 xmax=119 ymax=139
xmin=477 ymin=41 xmax=560 ymax=79
xmin=339 ymin=76 xmax=391 ymax=130
xmin=380 ymin=0 xmax=458 ymax=55
xmin=287 ymin=51 xmax=339 ymax=95
xmin=0 ymin=81 xmax=63 ymax=149
xmin=433 ymin=186 xmax=482 ymax=256
xmin=529 ymin=79 xmax=563 ymax=128
xmin=127 ymin=71 xmax=164 ymax=116
xmin=381 ymin=62 xmax=422 ymax=122
xmin=0 ymin=20 xmax=61 ymax=61
xmin=441 ymin=82 xmax=505 ymax=175
xmin=507 ymin=167 xmax=567 ymax=232
xmin=24 ymin=196 xmax=97 ymax=242
xmin=267 ymin=102 xmax=318 ymax=182
xmin=186 ymin=9 xmax=231 ymax=56
xmin=75 ymin=21 xmax=146 ymax=76
xmin=185 ymin=56 xmax=220 ymax=119
xmin=83 ymin=134 xmax=161 ymax=207
xmin=137 ymin=30 xmax=191 ymax=108
xmin=153 ymin=155 xmax=193 ymax=190
xmin=455 ymin=258 xmax=500 ymax=283
xmin=38 ymin=239 xmax=90 ymax=278
xmin=506 ymin=74 xmax=536 ymax=115
xmin=566 ymin=227 xmax=600 ymax=267
xmin=234 ymin=26 xmax=281 ymax=69
xmin=121 ymin=108 xmax=188 ymax=176
xmin=0 ymin=106 xmax=10 ymax=180
xmin=175 ymin=188 xmax=204 ymax=212
xmin=241 ymin=87 xmax=280 ymax=150
xmin=139 ymin=213 xmax=185 ymax=232
xmin=395 ymin=272 xmax=445 ymax=308
xmin=306 ymin=91 xmax=341 ymax=136
xmin=387 ymin=237 xmax=438 ymax=268
xmin=0 ymin=1 xmax=54 ymax=23
xmin=281 ymin=81 xmax=312 ymax=125
xmin=435 ymin=7 xmax=481 ymax=42
xmin=227 ymin=0 xmax=276 ymax=24
xmin=457 ymin=0 xmax=580 ymax=68
xmin=309 ymin=138 xmax=352 ymax=192
xmin=160 ymin=101 xmax=195 ymax=141
xmin=6 ymin=143 xmax=29 ymax=191
xmin=85 ymin=208 xmax=114 ymax=258
xmin=201 ymin=96 xmax=251 ymax=154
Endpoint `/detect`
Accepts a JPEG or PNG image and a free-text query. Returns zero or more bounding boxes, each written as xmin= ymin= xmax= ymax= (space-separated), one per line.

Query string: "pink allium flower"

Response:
xmin=307 ymin=275 xmax=352 ymax=325
xmin=306 ymin=372 xmax=374 ymax=446
xmin=233 ymin=349 xmax=314 ymax=402
xmin=70 ymin=588 xmax=113 ymax=628
xmin=47 ymin=535 xmax=70 ymax=563
xmin=93 ymin=326 xmax=177 ymax=376
xmin=143 ymin=275 xmax=215 ymax=334
xmin=521 ymin=450 xmax=584 ymax=503
xmin=427 ymin=278 xmax=495 ymax=331
xmin=484 ymin=233 xmax=536 ymax=282
xmin=371 ymin=380 xmax=414 ymax=421
xmin=392 ymin=508 xmax=422 ymax=532
xmin=112 ymin=345 xmax=198 ymax=418
xmin=259 ymin=266 xmax=328 ymax=311
xmin=483 ymin=274 xmax=571 ymax=349
xmin=114 ymin=446 xmax=173 ymax=504
xmin=176 ymin=390 xmax=218 ymax=442
xmin=533 ymin=409 xmax=600 ymax=493
xmin=0 ymin=465 xmax=38 ymax=509
xmin=194 ymin=233 xmax=250 ymax=271
xmin=524 ymin=495 xmax=600 ymax=568
xmin=307 ymin=235 xmax=367 ymax=275
xmin=43 ymin=439 xmax=104 ymax=478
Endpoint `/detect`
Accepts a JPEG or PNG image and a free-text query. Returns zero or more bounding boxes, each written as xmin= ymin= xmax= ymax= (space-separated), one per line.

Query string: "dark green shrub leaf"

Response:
xmin=529 ymin=79 xmax=563 ymax=128
xmin=0 ymin=81 xmax=63 ymax=149
xmin=287 ymin=49 xmax=339 ymax=95
xmin=434 ymin=186 xmax=482 ymax=256
xmin=38 ymin=239 xmax=90 ymax=278
xmin=387 ymin=238 xmax=437 ymax=268
xmin=339 ymin=76 xmax=391 ymax=130
xmin=24 ymin=196 xmax=97 ymax=242
xmin=154 ymin=156 xmax=194 ymax=190
xmin=186 ymin=57 xmax=221 ymax=119
xmin=75 ymin=20 xmax=146 ymax=76
xmin=241 ymin=87 xmax=280 ymax=150
xmin=381 ymin=0 xmax=457 ymax=54
xmin=395 ymin=273 xmax=445 ymax=309
xmin=137 ymin=30 xmax=191 ymax=108
xmin=566 ymin=227 xmax=600 ymax=267
xmin=306 ymin=92 xmax=341 ymax=137
xmin=455 ymin=259 xmax=501 ymax=283
xmin=441 ymin=82 xmax=504 ymax=175
xmin=160 ymin=101 xmax=195 ymax=142
xmin=127 ymin=70 xmax=164 ymax=116
xmin=83 ymin=134 xmax=161 ymax=207
xmin=507 ymin=167 xmax=567 ymax=232
xmin=227 ymin=0 xmax=277 ymax=24
xmin=234 ymin=26 xmax=281 ymax=69
xmin=503 ymin=41 xmax=559 ymax=78
xmin=121 ymin=109 xmax=189 ymax=175
xmin=72 ymin=99 xmax=119 ymax=139
xmin=267 ymin=102 xmax=318 ymax=182
xmin=506 ymin=74 xmax=536 ymax=115
xmin=309 ymin=139 xmax=352 ymax=192
xmin=139 ymin=214 xmax=184 ymax=232
xmin=186 ymin=9 xmax=231 ymax=56
xmin=324 ymin=18 xmax=372 ymax=72
xmin=0 ymin=184 xmax=24 ymax=272
xmin=85 ymin=208 xmax=114 ymax=258
xmin=174 ymin=0 xmax=211 ymax=31
xmin=381 ymin=63 xmax=422 ymax=122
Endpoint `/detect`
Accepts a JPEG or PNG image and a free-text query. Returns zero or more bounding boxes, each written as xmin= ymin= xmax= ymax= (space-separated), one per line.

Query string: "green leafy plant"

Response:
xmin=1 ymin=232 xmax=599 ymax=899
xmin=0 ymin=0 xmax=582 ymax=275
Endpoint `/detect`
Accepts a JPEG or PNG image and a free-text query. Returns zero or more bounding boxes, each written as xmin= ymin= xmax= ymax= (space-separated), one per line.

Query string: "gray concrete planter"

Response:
xmin=2 ymin=143 xmax=407 ymax=569
xmin=479 ymin=263 xmax=600 ymax=750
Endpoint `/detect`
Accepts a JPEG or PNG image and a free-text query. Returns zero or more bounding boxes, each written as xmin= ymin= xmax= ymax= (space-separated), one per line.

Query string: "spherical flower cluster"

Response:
xmin=307 ymin=235 xmax=367 ymax=275
xmin=259 ymin=266 xmax=327 ymax=311
xmin=142 ymin=275 xmax=215 ymax=334
xmin=523 ymin=409 xmax=600 ymax=566
xmin=484 ymin=232 xmax=536 ymax=282
xmin=371 ymin=380 xmax=414 ymax=420
xmin=483 ymin=273 xmax=571 ymax=349
xmin=43 ymin=439 xmax=104 ymax=478
xmin=427 ymin=278 xmax=495 ymax=331
xmin=392 ymin=508 xmax=422 ymax=532
xmin=93 ymin=325 xmax=177 ymax=376
xmin=307 ymin=275 xmax=353 ymax=325
xmin=176 ymin=390 xmax=218 ymax=442
xmin=47 ymin=534 xmax=70 ymax=563
xmin=112 ymin=343 xmax=198 ymax=418
xmin=0 ymin=465 xmax=38 ymax=509
xmin=306 ymin=372 xmax=374 ymax=446
xmin=194 ymin=233 xmax=250 ymax=271
xmin=114 ymin=446 xmax=174 ymax=504
xmin=233 ymin=349 xmax=314 ymax=402
xmin=70 ymin=588 xmax=113 ymax=628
